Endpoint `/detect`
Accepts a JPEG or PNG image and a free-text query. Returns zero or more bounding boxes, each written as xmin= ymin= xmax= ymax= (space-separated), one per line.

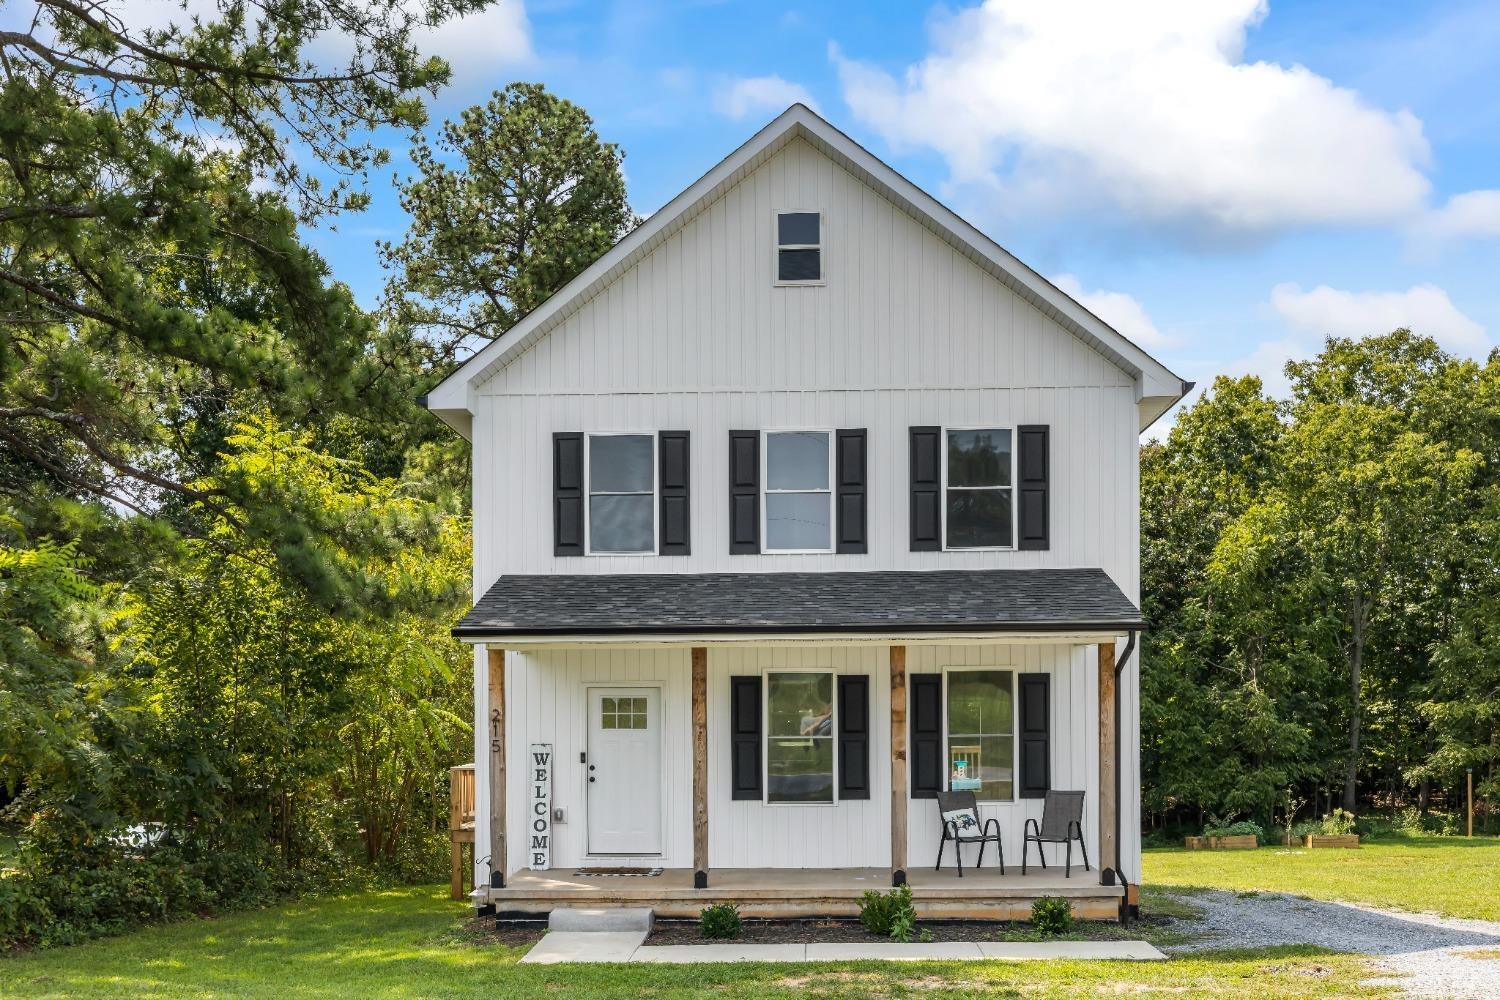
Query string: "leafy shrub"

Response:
xmin=699 ymin=902 xmax=741 ymax=939
xmin=1031 ymin=896 xmax=1074 ymax=935
xmin=859 ymin=883 xmax=920 ymax=941
xmin=1290 ymin=809 xmax=1357 ymax=840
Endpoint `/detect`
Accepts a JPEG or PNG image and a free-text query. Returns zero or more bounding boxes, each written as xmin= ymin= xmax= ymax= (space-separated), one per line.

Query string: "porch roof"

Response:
xmin=453 ymin=568 xmax=1143 ymax=641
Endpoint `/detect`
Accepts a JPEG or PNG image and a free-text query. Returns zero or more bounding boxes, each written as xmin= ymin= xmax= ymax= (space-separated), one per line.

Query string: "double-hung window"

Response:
xmin=586 ymin=433 xmax=656 ymax=554
xmin=944 ymin=428 xmax=1015 ymax=549
xmin=766 ymin=671 xmax=835 ymax=803
xmin=945 ymin=670 xmax=1015 ymax=801
xmin=776 ymin=211 xmax=822 ymax=283
xmin=763 ymin=430 xmax=833 ymax=552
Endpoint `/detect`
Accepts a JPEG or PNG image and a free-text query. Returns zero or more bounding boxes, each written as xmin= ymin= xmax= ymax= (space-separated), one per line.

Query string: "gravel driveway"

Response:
xmin=1160 ymin=889 xmax=1500 ymax=999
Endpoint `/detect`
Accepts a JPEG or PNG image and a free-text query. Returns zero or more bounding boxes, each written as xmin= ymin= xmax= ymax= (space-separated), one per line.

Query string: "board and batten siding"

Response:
xmin=467 ymin=135 xmax=1146 ymax=882
xmin=476 ymin=643 xmax=1106 ymax=873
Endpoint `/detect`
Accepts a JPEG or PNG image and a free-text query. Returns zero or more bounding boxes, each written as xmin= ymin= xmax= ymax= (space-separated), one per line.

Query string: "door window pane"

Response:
xmin=766 ymin=672 xmax=834 ymax=803
xmin=946 ymin=670 xmax=1014 ymax=800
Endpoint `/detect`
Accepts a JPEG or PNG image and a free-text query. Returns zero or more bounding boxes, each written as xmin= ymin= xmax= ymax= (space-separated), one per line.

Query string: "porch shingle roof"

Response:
xmin=453 ymin=568 xmax=1143 ymax=638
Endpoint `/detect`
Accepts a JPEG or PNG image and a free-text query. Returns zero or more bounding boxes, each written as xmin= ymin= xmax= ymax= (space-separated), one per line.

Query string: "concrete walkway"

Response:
xmin=519 ymin=931 xmax=1166 ymax=964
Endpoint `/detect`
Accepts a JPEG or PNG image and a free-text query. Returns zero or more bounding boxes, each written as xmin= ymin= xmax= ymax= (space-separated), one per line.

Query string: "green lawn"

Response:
xmin=2 ymin=884 xmax=1389 ymax=999
xmin=1144 ymin=835 xmax=1500 ymax=921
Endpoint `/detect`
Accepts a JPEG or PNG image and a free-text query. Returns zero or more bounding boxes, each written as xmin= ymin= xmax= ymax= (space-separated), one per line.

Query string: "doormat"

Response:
xmin=573 ymin=867 xmax=664 ymax=877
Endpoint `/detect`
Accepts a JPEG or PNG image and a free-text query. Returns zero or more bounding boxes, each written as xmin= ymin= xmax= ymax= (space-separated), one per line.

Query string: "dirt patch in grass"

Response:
xmin=442 ymin=913 xmax=544 ymax=949
xmin=645 ymin=916 xmax=1168 ymax=946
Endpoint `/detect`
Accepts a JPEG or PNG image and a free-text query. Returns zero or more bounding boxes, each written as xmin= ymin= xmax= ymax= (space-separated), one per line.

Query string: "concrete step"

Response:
xmin=548 ymin=906 xmax=654 ymax=932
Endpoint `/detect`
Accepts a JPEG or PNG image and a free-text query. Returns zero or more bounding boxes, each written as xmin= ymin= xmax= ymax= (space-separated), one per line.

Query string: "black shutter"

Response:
xmin=837 ymin=675 xmax=870 ymax=799
xmin=1017 ymin=425 xmax=1050 ymax=551
xmin=1018 ymin=672 xmax=1051 ymax=799
xmin=909 ymin=426 xmax=941 ymax=551
xmin=730 ymin=675 xmax=762 ymax=799
xmin=909 ymin=673 xmax=943 ymax=799
xmin=658 ymin=431 xmax=690 ymax=555
xmin=729 ymin=431 xmax=759 ymax=554
xmin=835 ymin=429 xmax=868 ymax=554
xmin=553 ymin=432 xmax=584 ymax=556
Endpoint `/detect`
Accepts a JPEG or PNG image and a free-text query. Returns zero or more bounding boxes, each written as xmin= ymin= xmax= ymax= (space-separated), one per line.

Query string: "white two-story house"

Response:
xmin=424 ymin=105 xmax=1188 ymax=922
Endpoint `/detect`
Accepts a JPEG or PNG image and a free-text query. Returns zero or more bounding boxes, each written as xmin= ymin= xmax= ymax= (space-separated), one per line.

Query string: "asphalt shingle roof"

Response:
xmin=453 ymin=568 xmax=1143 ymax=638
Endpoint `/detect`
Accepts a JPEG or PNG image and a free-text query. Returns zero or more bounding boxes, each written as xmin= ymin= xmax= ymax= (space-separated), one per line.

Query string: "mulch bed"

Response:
xmin=453 ymin=913 xmax=546 ymax=949
xmin=645 ymin=916 xmax=1163 ymax=946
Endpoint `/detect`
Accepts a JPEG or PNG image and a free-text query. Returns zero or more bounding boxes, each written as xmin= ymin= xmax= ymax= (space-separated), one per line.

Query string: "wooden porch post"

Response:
xmin=692 ymin=646 xmax=709 ymax=889
xmin=1097 ymin=641 xmax=1118 ymax=881
xmin=487 ymin=647 xmax=507 ymax=888
xmin=890 ymin=644 xmax=908 ymax=886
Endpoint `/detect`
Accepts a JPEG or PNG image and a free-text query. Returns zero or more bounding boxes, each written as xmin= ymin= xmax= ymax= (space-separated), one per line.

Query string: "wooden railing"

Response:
xmin=449 ymin=764 xmax=476 ymax=900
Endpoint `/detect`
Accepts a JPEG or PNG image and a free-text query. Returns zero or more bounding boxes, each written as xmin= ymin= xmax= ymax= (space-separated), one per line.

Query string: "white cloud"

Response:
xmin=1051 ymin=274 xmax=1171 ymax=349
xmin=1270 ymin=282 xmax=1489 ymax=355
xmin=715 ymin=75 xmax=819 ymax=121
xmin=414 ymin=1 xmax=536 ymax=87
xmin=832 ymin=0 xmax=1431 ymax=236
xmin=1415 ymin=189 xmax=1500 ymax=244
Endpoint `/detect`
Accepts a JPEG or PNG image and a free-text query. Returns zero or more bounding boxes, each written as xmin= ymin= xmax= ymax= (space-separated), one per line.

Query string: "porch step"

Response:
xmin=548 ymin=906 xmax=655 ymax=933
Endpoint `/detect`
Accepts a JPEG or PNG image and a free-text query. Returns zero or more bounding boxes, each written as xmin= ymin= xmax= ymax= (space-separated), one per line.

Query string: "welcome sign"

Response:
xmin=529 ymin=743 xmax=552 ymax=869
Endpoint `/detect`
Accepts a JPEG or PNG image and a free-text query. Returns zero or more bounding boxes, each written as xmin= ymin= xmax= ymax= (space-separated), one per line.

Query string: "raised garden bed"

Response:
xmin=1183 ymin=835 xmax=1258 ymax=850
xmin=1280 ymin=834 xmax=1360 ymax=848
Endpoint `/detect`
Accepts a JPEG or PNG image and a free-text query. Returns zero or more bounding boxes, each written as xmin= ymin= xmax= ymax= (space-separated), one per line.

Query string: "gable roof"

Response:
xmin=424 ymin=104 xmax=1190 ymax=436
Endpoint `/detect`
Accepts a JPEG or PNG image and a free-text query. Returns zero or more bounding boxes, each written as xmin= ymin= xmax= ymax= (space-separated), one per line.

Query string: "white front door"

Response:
xmin=586 ymin=687 xmax=663 ymax=855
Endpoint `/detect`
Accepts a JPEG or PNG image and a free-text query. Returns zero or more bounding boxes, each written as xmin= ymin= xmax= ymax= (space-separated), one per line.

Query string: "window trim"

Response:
xmin=761 ymin=429 xmax=836 ymax=554
xmin=773 ymin=210 xmax=825 ymax=287
xmin=941 ymin=666 xmax=1018 ymax=804
xmin=583 ymin=431 xmax=659 ymax=557
xmin=762 ymin=667 xmax=839 ymax=807
xmin=940 ymin=424 xmax=1019 ymax=552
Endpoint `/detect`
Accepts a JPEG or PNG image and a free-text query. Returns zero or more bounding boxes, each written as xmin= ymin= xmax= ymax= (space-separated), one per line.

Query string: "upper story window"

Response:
xmin=945 ymin=428 xmax=1014 ymax=549
xmin=587 ymin=433 xmax=656 ymax=554
xmin=766 ymin=671 xmax=835 ymax=803
xmin=776 ymin=211 xmax=822 ymax=284
xmin=763 ymin=430 xmax=832 ymax=552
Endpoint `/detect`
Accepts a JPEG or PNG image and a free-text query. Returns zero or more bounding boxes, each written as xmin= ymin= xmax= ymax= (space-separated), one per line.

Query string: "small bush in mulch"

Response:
xmin=699 ymin=903 xmax=742 ymax=939
xmin=1031 ymin=896 xmax=1075 ymax=936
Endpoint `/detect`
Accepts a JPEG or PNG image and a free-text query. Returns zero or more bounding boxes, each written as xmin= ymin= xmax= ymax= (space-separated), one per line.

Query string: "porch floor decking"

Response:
xmin=484 ymin=866 xmax=1125 ymax=920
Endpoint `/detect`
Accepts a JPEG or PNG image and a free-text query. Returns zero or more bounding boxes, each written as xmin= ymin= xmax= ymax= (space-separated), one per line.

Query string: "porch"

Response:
xmin=482 ymin=865 xmax=1127 ymax=920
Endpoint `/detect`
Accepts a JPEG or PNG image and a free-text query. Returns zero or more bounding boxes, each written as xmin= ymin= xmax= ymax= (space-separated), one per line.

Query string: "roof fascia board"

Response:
xmin=458 ymin=628 xmax=1135 ymax=649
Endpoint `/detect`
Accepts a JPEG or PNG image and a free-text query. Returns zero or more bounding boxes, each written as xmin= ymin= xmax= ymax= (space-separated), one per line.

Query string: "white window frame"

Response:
xmin=761 ymin=429 xmax=835 ymax=554
xmin=941 ymin=424 xmax=1018 ymax=552
xmin=773 ymin=210 xmax=825 ymax=287
xmin=762 ymin=667 xmax=839 ymax=807
xmin=583 ymin=431 xmax=658 ymax=557
xmin=941 ymin=667 xmax=1018 ymax=804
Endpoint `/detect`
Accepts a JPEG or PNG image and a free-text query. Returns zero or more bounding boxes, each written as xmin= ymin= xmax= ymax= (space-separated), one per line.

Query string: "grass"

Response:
xmin=1 ymin=884 xmax=1392 ymax=999
xmin=1144 ymin=834 xmax=1500 ymax=921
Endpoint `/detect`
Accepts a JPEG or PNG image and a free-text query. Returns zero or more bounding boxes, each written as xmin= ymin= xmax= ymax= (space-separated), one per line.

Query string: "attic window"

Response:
xmin=776 ymin=212 xmax=821 ymax=283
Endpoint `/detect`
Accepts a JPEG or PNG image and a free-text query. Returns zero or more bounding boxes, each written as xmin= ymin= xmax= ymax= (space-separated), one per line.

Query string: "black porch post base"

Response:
xmin=490 ymin=871 xmax=505 ymax=889
xmin=892 ymin=869 xmax=907 ymax=887
xmin=1100 ymin=868 xmax=1116 ymax=886
xmin=694 ymin=869 xmax=708 ymax=889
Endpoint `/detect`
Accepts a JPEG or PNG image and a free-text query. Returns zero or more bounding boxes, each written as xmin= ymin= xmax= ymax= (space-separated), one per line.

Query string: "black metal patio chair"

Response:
xmin=935 ymin=789 xmax=1004 ymax=877
xmin=1022 ymin=790 xmax=1089 ymax=877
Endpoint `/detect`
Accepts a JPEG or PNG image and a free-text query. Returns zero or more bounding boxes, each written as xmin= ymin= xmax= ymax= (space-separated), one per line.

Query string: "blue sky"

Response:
xmin=305 ymin=0 xmax=1500 ymax=432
